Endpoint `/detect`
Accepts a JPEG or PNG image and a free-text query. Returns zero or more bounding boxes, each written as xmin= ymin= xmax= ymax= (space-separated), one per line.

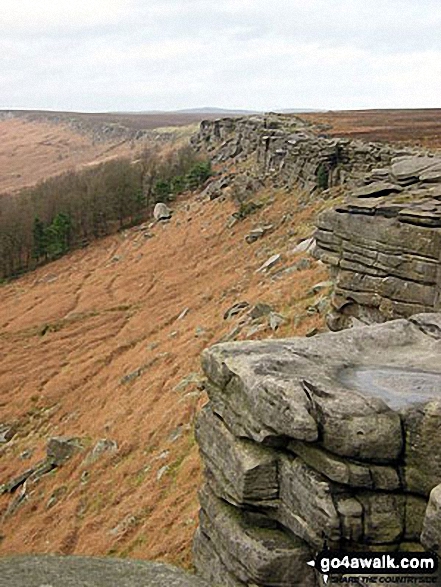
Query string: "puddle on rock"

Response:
xmin=338 ymin=365 xmax=441 ymax=410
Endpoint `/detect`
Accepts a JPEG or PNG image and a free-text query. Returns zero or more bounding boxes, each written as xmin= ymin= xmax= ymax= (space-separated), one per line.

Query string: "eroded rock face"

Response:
xmin=196 ymin=485 xmax=316 ymax=587
xmin=191 ymin=115 xmax=415 ymax=194
xmin=196 ymin=406 xmax=278 ymax=506
xmin=194 ymin=314 xmax=441 ymax=586
xmin=315 ymin=156 xmax=441 ymax=330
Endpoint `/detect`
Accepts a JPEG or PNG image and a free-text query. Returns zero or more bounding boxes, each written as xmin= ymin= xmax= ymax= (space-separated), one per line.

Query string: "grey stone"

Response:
xmin=275 ymin=455 xmax=343 ymax=548
xmin=288 ymin=440 xmax=400 ymax=491
xmin=420 ymin=164 xmax=441 ymax=183
xmin=173 ymin=372 xmax=203 ymax=393
xmin=309 ymin=280 xmax=333 ymax=295
xmin=202 ymin=346 xmax=318 ymax=445
xmin=357 ymin=493 xmax=404 ymax=544
xmin=46 ymin=437 xmax=81 ymax=466
xmin=0 ymin=423 xmax=16 ymax=443
xmin=223 ymin=301 xmax=249 ymax=320
xmin=84 ymin=439 xmax=118 ymax=465
xmin=1 ymin=459 xmax=55 ymax=495
xmin=177 ymin=307 xmax=190 ymax=320
xmin=290 ymin=237 xmax=315 ymax=255
xmin=421 ymin=484 xmax=441 ymax=555
xmin=153 ymin=202 xmax=172 ymax=221
xmin=202 ymin=319 xmax=421 ymax=460
xmin=256 ymin=253 xmax=281 ymax=273
xmin=196 ymin=406 xmax=278 ymax=506
xmin=245 ymin=225 xmax=273 ymax=244
xmin=405 ymin=494 xmax=427 ymax=541
xmin=197 ymin=485 xmax=316 ymax=586
xmin=315 ymin=200 xmax=441 ymax=328
xmin=391 ymin=157 xmax=440 ymax=184
xmin=249 ymin=302 xmax=274 ymax=319
xmin=353 ymin=181 xmax=403 ymax=198
xmin=268 ymin=312 xmax=286 ymax=331
xmin=402 ymin=399 xmax=441 ymax=496
xmin=193 ymin=528 xmax=246 ymax=587
xmin=0 ymin=555 xmax=210 ymax=587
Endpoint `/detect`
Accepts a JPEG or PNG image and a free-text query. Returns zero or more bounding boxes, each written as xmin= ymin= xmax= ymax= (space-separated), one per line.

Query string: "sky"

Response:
xmin=0 ymin=0 xmax=440 ymax=112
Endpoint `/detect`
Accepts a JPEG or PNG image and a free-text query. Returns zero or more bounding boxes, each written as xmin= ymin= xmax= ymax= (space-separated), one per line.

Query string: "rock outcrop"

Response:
xmin=194 ymin=314 xmax=441 ymax=586
xmin=0 ymin=555 xmax=210 ymax=587
xmin=192 ymin=115 xmax=417 ymax=192
xmin=315 ymin=156 xmax=441 ymax=330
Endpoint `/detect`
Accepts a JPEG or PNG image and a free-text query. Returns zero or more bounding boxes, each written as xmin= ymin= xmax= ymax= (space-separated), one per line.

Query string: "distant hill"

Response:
xmin=173 ymin=107 xmax=261 ymax=115
xmin=116 ymin=107 xmax=322 ymax=116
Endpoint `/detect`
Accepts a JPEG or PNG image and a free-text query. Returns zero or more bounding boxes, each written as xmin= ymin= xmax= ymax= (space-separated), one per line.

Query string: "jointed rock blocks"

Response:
xmin=193 ymin=116 xmax=441 ymax=331
xmin=315 ymin=156 xmax=441 ymax=329
xmin=191 ymin=115 xmax=416 ymax=192
xmin=194 ymin=314 xmax=441 ymax=586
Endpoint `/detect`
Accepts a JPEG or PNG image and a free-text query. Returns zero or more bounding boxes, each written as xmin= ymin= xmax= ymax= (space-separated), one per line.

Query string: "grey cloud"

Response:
xmin=0 ymin=0 xmax=440 ymax=110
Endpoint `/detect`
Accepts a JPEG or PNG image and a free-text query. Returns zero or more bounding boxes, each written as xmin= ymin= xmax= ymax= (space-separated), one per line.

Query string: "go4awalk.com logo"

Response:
xmin=306 ymin=550 xmax=439 ymax=585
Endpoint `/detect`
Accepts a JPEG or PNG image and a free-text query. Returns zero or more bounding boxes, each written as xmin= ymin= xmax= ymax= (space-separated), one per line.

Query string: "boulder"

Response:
xmin=153 ymin=202 xmax=172 ymax=221
xmin=0 ymin=423 xmax=16 ymax=443
xmin=256 ymin=253 xmax=282 ymax=273
xmin=421 ymin=484 xmax=441 ymax=555
xmin=202 ymin=319 xmax=422 ymax=460
xmin=47 ymin=437 xmax=81 ymax=465
xmin=0 ymin=556 xmax=210 ymax=587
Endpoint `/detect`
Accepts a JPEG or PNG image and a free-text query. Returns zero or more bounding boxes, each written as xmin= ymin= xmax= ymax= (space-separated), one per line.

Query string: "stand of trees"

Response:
xmin=0 ymin=146 xmax=211 ymax=280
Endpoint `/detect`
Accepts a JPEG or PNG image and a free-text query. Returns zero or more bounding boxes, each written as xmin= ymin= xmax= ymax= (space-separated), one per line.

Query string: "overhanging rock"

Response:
xmin=194 ymin=313 xmax=441 ymax=586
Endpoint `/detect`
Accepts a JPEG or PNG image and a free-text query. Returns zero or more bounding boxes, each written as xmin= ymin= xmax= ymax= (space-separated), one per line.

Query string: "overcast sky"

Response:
xmin=1 ymin=0 xmax=440 ymax=112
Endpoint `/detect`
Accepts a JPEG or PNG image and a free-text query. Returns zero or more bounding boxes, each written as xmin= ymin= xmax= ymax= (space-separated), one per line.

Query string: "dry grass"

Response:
xmin=0 ymin=182 xmax=329 ymax=567
xmin=302 ymin=109 xmax=441 ymax=149
xmin=0 ymin=118 xmax=136 ymax=194
xmin=0 ymin=110 xmax=217 ymax=195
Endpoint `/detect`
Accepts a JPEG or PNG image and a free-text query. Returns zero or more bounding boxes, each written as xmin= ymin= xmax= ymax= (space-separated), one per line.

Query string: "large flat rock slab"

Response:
xmin=202 ymin=313 xmax=441 ymax=492
xmin=0 ymin=555 xmax=210 ymax=587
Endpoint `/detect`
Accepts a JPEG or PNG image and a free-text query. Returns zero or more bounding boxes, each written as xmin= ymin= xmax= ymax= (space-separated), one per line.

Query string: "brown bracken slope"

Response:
xmin=1 ymin=108 xmax=437 ymax=569
xmin=0 ymin=117 xmax=136 ymax=195
xmin=0 ymin=182 xmax=329 ymax=567
xmin=303 ymin=108 xmax=441 ymax=149
xmin=0 ymin=110 xmax=222 ymax=195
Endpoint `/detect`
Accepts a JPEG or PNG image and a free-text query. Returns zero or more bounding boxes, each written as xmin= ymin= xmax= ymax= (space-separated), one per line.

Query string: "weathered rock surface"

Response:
xmin=421 ymin=484 xmax=441 ymax=555
xmin=191 ymin=115 xmax=417 ymax=194
xmin=153 ymin=202 xmax=172 ymax=221
xmin=315 ymin=156 xmax=441 ymax=329
xmin=196 ymin=485 xmax=316 ymax=587
xmin=196 ymin=406 xmax=278 ymax=506
xmin=47 ymin=436 xmax=81 ymax=465
xmin=0 ymin=555 xmax=210 ymax=587
xmin=194 ymin=315 xmax=441 ymax=586
xmin=0 ymin=422 xmax=16 ymax=443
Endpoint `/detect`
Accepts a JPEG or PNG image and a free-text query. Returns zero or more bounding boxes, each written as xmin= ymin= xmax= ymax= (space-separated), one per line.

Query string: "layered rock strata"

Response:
xmin=194 ymin=314 xmax=441 ymax=586
xmin=315 ymin=155 xmax=441 ymax=329
xmin=192 ymin=115 xmax=416 ymax=192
